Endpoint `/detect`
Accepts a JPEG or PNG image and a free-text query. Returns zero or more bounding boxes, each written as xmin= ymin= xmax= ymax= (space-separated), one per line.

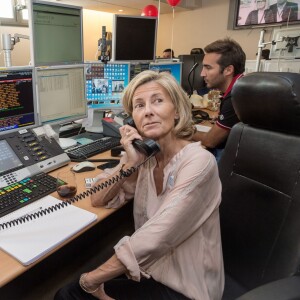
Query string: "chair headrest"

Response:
xmin=232 ymin=72 xmax=300 ymax=134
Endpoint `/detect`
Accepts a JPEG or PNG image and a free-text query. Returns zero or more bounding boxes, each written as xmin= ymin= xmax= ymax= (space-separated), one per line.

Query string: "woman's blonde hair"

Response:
xmin=122 ymin=70 xmax=194 ymax=140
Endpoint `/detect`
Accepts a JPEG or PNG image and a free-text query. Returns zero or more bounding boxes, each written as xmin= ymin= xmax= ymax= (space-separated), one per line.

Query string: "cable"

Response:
xmin=0 ymin=154 xmax=155 ymax=230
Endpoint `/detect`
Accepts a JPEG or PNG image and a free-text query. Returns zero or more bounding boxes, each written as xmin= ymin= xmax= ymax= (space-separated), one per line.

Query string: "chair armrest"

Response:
xmin=237 ymin=276 xmax=300 ymax=300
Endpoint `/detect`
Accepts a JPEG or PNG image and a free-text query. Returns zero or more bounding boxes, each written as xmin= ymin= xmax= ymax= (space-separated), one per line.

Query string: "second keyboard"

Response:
xmin=65 ymin=137 xmax=121 ymax=160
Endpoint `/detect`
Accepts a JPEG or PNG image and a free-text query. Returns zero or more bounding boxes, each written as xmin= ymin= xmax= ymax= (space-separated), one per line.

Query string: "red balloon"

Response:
xmin=141 ymin=5 xmax=158 ymax=17
xmin=167 ymin=0 xmax=181 ymax=7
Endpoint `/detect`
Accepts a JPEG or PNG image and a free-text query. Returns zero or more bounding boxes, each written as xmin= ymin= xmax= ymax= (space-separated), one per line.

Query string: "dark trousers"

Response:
xmin=54 ymin=277 xmax=191 ymax=300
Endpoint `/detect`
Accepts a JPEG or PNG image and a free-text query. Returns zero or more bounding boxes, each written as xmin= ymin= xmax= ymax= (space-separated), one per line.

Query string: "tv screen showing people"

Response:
xmin=233 ymin=0 xmax=300 ymax=28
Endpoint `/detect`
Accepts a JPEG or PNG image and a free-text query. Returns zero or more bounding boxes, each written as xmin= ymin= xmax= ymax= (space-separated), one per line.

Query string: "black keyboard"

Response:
xmin=0 ymin=173 xmax=58 ymax=218
xmin=65 ymin=137 xmax=121 ymax=159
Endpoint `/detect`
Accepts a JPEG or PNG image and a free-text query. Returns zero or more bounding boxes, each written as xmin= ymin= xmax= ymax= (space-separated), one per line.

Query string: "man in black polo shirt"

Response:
xmin=193 ymin=38 xmax=246 ymax=162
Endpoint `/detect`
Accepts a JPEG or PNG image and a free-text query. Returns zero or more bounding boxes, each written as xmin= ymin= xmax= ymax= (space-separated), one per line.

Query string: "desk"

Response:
xmin=194 ymin=108 xmax=218 ymax=128
xmin=0 ymin=151 xmax=120 ymax=288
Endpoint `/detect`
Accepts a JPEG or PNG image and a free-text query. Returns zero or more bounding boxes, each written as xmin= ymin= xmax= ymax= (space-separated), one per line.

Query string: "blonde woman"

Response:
xmin=55 ymin=71 xmax=224 ymax=300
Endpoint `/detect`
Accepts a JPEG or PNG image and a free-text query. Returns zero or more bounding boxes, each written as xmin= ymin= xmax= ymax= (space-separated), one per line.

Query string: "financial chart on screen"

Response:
xmin=85 ymin=62 xmax=130 ymax=110
xmin=0 ymin=67 xmax=37 ymax=135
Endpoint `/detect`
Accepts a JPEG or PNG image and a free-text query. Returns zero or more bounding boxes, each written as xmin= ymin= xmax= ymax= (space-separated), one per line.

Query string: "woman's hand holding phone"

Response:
xmin=119 ymin=125 xmax=146 ymax=166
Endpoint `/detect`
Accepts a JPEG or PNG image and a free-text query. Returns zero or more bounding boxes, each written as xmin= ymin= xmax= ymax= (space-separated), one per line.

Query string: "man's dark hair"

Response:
xmin=204 ymin=38 xmax=246 ymax=75
xmin=163 ymin=48 xmax=175 ymax=58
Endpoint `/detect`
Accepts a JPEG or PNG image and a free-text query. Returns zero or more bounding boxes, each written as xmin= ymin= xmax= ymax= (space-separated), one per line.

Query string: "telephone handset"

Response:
xmin=123 ymin=116 xmax=160 ymax=156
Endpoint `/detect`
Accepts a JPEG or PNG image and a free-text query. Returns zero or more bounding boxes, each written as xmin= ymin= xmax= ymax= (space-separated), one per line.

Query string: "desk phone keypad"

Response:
xmin=0 ymin=173 xmax=58 ymax=218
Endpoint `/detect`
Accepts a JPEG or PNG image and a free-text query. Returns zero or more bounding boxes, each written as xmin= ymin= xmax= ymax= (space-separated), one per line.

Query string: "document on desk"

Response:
xmin=0 ymin=196 xmax=97 ymax=266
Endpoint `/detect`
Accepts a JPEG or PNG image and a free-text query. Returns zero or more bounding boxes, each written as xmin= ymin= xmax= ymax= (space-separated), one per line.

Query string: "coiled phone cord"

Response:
xmin=0 ymin=154 xmax=155 ymax=231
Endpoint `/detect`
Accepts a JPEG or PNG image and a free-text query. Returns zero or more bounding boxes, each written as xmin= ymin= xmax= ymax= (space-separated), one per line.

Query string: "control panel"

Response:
xmin=0 ymin=127 xmax=70 ymax=188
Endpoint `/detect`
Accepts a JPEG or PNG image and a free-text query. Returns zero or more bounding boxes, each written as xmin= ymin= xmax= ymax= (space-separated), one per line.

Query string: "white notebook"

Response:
xmin=0 ymin=196 xmax=97 ymax=265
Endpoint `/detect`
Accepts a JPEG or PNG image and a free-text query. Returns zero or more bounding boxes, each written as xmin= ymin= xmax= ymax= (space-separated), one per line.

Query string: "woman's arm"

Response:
xmin=80 ymin=254 xmax=126 ymax=295
xmin=90 ymin=162 xmax=137 ymax=207
xmin=91 ymin=124 xmax=147 ymax=207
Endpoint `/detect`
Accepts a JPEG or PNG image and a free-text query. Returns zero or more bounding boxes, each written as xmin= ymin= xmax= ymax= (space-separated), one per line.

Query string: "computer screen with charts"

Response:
xmin=85 ymin=61 xmax=130 ymax=110
xmin=0 ymin=67 xmax=38 ymax=135
xmin=36 ymin=64 xmax=87 ymax=127
xmin=149 ymin=62 xmax=182 ymax=84
xmin=29 ymin=0 xmax=83 ymax=66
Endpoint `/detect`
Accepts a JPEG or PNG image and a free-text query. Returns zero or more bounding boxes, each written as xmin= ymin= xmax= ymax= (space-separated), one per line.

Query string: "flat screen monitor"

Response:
xmin=149 ymin=62 xmax=182 ymax=84
xmin=29 ymin=0 xmax=83 ymax=66
xmin=179 ymin=54 xmax=206 ymax=95
xmin=85 ymin=61 xmax=130 ymax=110
xmin=0 ymin=67 xmax=38 ymax=135
xmin=130 ymin=62 xmax=150 ymax=81
xmin=228 ymin=0 xmax=300 ymax=30
xmin=36 ymin=65 xmax=87 ymax=127
xmin=112 ymin=15 xmax=157 ymax=62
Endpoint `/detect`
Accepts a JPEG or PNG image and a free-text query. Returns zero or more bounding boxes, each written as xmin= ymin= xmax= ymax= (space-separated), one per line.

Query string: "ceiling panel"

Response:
xmin=46 ymin=0 xmax=193 ymax=15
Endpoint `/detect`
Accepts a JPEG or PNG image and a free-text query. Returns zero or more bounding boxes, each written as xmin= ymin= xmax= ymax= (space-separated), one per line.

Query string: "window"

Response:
xmin=0 ymin=0 xmax=28 ymax=26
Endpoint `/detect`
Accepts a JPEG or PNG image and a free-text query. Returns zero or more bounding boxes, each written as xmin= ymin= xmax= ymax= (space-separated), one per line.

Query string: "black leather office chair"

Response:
xmin=219 ymin=72 xmax=300 ymax=300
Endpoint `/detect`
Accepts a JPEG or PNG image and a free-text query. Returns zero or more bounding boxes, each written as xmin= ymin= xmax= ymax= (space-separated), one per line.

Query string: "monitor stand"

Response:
xmin=46 ymin=123 xmax=78 ymax=150
xmin=84 ymin=110 xmax=104 ymax=133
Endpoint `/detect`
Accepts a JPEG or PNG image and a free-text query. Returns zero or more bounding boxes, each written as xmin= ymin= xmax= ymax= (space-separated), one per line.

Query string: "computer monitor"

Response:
xmin=130 ymin=62 xmax=150 ymax=81
xmin=36 ymin=64 xmax=87 ymax=127
xmin=0 ymin=66 xmax=38 ymax=135
xmin=179 ymin=54 xmax=206 ymax=95
xmin=29 ymin=0 xmax=83 ymax=66
xmin=85 ymin=61 xmax=130 ymax=110
xmin=149 ymin=62 xmax=182 ymax=84
xmin=112 ymin=15 xmax=157 ymax=62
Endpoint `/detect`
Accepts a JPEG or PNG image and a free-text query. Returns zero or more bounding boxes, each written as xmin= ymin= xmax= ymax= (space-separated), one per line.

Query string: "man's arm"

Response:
xmin=193 ymin=123 xmax=230 ymax=149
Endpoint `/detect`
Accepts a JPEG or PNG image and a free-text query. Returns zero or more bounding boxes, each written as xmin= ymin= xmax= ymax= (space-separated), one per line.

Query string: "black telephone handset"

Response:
xmin=123 ymin=116 xmax=160 ymax=156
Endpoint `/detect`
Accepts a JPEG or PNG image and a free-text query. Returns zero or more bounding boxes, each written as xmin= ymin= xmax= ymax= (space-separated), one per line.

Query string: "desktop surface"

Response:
xmin=0 ymin=150 xmax=121 ymax=288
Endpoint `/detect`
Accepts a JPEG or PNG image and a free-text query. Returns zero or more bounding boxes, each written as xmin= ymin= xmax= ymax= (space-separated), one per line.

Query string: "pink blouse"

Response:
xmin=95 ymin=142 xmax=224 ymax=300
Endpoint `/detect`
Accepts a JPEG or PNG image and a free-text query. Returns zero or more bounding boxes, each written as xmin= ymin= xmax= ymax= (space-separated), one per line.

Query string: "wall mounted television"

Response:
xmin=228 ymin=0 xmax=300 ymax=30
xmin=112 ymin=15 xmax=157 ymax=62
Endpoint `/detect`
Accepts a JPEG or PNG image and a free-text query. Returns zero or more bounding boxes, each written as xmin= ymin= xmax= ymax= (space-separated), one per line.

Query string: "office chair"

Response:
xmin=219 ymin=72 xmax=300 ymax=300
xmin=190 ymin=47 xmax=204 ymax=55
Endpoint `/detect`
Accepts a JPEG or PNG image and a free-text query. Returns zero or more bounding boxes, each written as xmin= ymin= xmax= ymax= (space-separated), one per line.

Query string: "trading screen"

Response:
xmin=0 ymin=68 xmax=36 ymax=134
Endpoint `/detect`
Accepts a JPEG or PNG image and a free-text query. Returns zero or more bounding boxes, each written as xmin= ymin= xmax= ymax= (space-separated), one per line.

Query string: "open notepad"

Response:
xmin=0 ymin=196 xmax=97 ymax=265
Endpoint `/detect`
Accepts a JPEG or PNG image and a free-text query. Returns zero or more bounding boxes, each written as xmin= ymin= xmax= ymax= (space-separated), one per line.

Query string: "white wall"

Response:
xmin=82 ymin=9 xmax=113 ymax=61
xmin=156 ymin=0 xmax=274 ymax=60
xmin=1 ymin=0 xmax=299 ymax=66
xmin=0 ymin=26 xmax=31 ymax=67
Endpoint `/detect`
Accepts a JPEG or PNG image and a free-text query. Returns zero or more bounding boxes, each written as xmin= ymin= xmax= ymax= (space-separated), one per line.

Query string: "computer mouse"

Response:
xmin=72 ymin=161 xmax=96 ymax=173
